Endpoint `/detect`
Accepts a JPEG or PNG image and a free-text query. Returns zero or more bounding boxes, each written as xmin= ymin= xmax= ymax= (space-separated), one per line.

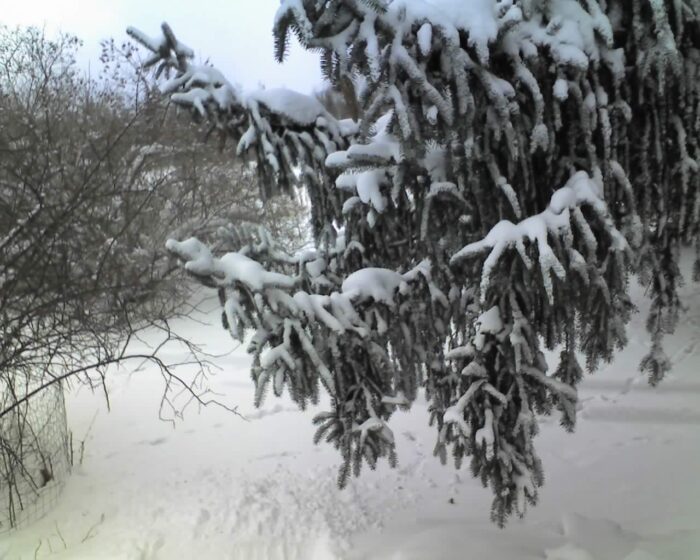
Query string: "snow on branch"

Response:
xmin=451 ymin=171 xmax=629 ymax=303
xmin=165 ymin=238 xmax=295 ymax=290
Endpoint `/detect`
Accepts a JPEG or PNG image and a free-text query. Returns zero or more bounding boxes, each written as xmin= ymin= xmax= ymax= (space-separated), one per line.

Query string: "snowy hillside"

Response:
xmin=2 ymin=265 xmax=699 ymax=560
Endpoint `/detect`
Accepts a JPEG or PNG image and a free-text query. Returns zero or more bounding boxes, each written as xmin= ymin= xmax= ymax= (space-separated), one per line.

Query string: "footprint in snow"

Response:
xmin=245 ymin=404 xmax=296 ymax=420
xmin=254 ymin=451 xmax=296 ymax=461
xmin=135 ymin=535 xmax=165 ymax=560
xmin=193 ymin=507 xmax=211 ymax=537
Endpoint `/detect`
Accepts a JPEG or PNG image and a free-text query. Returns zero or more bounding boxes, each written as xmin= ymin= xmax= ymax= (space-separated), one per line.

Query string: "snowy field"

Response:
xmin=2 ymin=271 xmax=700 ymax=560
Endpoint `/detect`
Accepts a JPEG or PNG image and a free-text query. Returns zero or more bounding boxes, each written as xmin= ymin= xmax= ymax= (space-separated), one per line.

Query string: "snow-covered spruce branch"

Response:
xmin=166 ymin=236 xmax=443 ymax=379
xmin=432 ymin=288 xmax=582 ymax=522
xmin=127 ymin=23 xmax=355 ymax=207
xmin=450 ymin=171 xmax=632 ymax=304
xmin=165 ymin=235 xmax=448 ymax=481
xmin=129 ymin=0 xmax=699 ymax=525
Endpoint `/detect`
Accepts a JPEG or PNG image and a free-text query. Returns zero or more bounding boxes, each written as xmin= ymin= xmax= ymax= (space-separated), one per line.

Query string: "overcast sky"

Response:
xmin=3 ymin=0 xmax=324 ymax=93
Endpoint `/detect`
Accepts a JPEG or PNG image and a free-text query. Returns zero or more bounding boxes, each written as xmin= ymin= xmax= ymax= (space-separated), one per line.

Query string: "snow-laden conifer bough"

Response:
xmin=126 ymin=0 xmax=700 ymax=526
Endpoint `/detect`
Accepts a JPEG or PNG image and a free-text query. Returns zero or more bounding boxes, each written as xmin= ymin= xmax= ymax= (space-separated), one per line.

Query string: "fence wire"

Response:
xmin=0 ymin=380 xmax=71 ymax=534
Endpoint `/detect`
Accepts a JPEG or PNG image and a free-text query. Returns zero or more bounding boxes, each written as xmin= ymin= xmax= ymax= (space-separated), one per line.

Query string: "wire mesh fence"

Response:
xmin=0 ymin=380 xmax=71 ymax=534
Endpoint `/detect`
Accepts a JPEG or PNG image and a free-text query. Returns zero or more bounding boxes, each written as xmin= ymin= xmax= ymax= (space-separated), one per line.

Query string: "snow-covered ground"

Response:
xmin=2 ymin=272 xmax=700 ymax=560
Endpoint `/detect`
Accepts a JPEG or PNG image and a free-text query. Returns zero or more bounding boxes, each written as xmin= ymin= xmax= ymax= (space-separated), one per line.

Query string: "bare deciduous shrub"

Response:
xmin=0 ymin=26 xmax=306 ymax=529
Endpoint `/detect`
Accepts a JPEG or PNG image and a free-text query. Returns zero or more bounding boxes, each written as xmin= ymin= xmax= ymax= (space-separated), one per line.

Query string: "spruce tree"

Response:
xmin=127 ymin=0 xmax=699 ymax=525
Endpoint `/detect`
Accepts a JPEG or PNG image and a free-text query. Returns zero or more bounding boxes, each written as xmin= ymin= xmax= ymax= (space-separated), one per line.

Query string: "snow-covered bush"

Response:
xmin=129 ymin=0 xmax=699 ymax=525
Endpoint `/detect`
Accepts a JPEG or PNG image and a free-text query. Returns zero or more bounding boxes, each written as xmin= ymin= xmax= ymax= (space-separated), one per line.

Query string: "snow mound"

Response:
xmin=546 ymin=513 xmax=662 ymax=560
xmin=223 ymin=466 xmax=411 ymax=560
xmin=560 ymin=512 xmax=638 ymax=559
